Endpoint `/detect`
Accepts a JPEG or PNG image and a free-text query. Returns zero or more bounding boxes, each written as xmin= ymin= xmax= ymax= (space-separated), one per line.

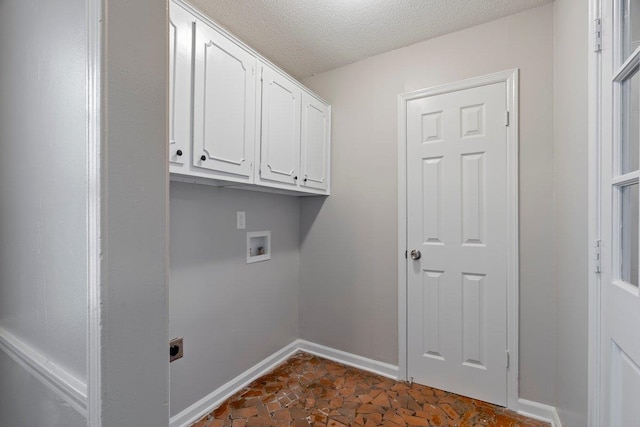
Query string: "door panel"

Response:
xmin=260 ymin=65 xmax=301 ymax=186
xmin=462 ymin=273 xmax=486 ymax=368
xmin=611 ymin=340 xmax=640 ymax=426
xmin=193 ymin=21 xmax=256 ymax=180
xmin=422 ymin=270 xmax=444 ymax=359
xmin=406 ymin=82 xmax=508 ymax=406
xmin=301 ymin=93 xmax=330 ymax=191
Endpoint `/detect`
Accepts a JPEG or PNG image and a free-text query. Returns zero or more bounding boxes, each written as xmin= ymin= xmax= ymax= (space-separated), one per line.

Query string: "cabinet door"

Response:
xmin=259 ymin=65 xmax=301 ymax=186
xmin=300 ymin=93 xmax=330 ymax=192
xmin=193 ymin=21 xmax=256 ymax=181
xmin=169 ymin=3 xmax=194 ymax=169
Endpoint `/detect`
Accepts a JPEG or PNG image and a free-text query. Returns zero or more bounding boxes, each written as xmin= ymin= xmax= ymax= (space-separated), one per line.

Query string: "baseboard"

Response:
xmin=0 ymin=326 xmax=88 ymax=417
xmin=297 ymin=339 xmax=400 ymax=380
xmin=169 ymin=340 xmax=302 ymax=427
xmin=174 ymin=340 xmax=566 ymax=427
xmin=517 ymin=398 xmax=562 ymax=427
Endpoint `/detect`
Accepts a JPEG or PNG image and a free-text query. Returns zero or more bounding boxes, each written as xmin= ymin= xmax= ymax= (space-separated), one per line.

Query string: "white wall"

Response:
xmin=0 ymin=0 xmax=88 ymax=380
xmin=300 ymin=4 xmax=557 ymax=404
xmin=553 ymin=0 xmax=589 ymax=425
xmin=0 ymin=0 xmax=88 ymax=423
xmin=169 ymin=183 xmax=300 ymax=416
xmin=0 ymin=352 xmax=86 ymax=427
xmin=101 ymin=0 xmax=169 ymax=425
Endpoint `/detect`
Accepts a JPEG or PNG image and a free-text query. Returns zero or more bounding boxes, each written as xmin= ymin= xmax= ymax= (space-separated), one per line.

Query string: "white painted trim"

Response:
xmin=397 ymin=69 xmax=520 ymax=410
xmin=504 ymin=69 xmax=520 ymax=412
xmin=398 ymin=69 xmax=518 ymax=102
xmin=169 ymin=340 xmax=301 ymax=427
xmin=86 ymin=0 xmax=103 ymax=425
xmin=0 ymin=327 xmax=88 ymax=417
xmin=397 ymin=91 xmax=408 ymax=382
xmin=297 ymin=340 xmax=400 ymax=380
xmin=517 ymin=399 xmax=562 ymax=427
xmin=588 ymin=1 xmax=602 ymax=427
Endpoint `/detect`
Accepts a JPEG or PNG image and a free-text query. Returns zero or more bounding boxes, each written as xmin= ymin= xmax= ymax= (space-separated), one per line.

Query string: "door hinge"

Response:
xmin=594 ymin=18 xmax=602 ymax=53
xmin=505 ymin=111 xmax=510 ymax=127
xmin=594 ymin=239 xmax=602 ymax=273
xmin=506 ymin=350 xmax=510 ymax=368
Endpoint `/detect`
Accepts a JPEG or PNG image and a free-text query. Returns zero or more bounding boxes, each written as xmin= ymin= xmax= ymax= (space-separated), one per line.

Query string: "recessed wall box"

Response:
xmin=170 ymin=337 xmax=183 ymax=362
xmin=247 ymin=231 xmax=271 ymax=263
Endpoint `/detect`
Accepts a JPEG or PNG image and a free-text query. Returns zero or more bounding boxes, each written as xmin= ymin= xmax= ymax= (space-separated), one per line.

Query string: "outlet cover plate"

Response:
xmin=237 ymin=211 xmax=246 ymax=229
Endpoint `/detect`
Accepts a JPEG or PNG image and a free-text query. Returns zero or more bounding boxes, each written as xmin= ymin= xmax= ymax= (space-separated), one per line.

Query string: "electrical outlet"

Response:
xmin=237 ymin=211 xmax=246 ymax=229
xmin=170 ymin=337 xmax=183 ymax=362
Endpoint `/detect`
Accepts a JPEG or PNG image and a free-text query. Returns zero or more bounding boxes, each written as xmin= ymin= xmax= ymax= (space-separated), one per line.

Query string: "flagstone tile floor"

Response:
xmin=192 ymin=352 xmax=549 ymax=427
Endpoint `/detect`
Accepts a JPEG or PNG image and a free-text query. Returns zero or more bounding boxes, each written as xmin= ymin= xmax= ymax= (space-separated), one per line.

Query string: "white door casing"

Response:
xmin=193 ymin=20 xmax=256 ymax=180
xmin=399 ymin=69 xmax=519 ymax=409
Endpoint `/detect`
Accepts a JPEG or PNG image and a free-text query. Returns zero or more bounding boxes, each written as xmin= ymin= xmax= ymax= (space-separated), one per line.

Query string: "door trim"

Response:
xmin=587 ymin=1 xmax=601 ymax=426
xmin=87 ymin=0 xmax=103 ymax=425
xmin=397 ymin=69 xmax=519 ymax=409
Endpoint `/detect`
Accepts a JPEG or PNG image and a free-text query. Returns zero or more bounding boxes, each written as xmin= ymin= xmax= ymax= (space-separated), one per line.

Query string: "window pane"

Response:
xmin=621 ymin=67 xmax=640 ymax=174
xmin=622 ymin=0 xmax=640 ymax=62
xmin=620 ymin=183 xmax=639 ymax=286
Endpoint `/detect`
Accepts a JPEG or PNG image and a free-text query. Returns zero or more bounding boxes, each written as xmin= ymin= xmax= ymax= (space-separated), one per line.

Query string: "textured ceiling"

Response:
xmin=187 ymin=0 xmax=552 ymax=79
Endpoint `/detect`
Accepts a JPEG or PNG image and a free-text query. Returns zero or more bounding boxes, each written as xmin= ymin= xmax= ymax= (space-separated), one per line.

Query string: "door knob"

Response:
xmin=410 ymin=249 xmax=421 ymax=260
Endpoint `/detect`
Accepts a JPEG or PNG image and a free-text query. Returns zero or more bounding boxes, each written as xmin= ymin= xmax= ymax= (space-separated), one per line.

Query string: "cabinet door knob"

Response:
xmin=294 ymin=176 xmax=298 ymax=180
xmin=303 ymin=177 xmax=308 ymax=182
xmin=176 ymin=150 xmax=183 ymax=156
xmin=200 ymin=155 xmax=206 ymax=161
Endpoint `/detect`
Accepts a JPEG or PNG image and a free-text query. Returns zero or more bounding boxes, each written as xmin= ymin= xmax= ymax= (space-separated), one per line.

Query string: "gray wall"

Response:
xmin=300 ymin=4 xmax=557 ymax=405
xmin=0 ymin=0 xmax=88 ymax=425
xmin=169 ymin=183 xmax=300 ymax=416
xmin=101 ymin=0 xmax=169 ymax=425
xmin=0 ymin=0 xmax=88 ymax=380
xmin=553 ymin=0 xmax=589 ymax=425
xmin=0 ymin=352 xmax=86 ymax=427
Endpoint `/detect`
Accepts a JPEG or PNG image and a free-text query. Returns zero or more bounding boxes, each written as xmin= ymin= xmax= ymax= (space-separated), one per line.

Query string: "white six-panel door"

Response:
xmin=406 ymin=81 xmax=508 ymax=406
xmin=192 ymin=20 xmax=256 ymax=181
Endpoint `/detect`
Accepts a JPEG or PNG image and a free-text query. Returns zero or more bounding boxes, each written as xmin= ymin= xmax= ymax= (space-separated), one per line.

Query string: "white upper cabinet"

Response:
xmin=168 ymin=3 xmax=194 ymax=171
xmin=192 ymin=19 xmax=256 ymax=183
xmin=257 ymin=63 xmax=331 ymax=194
xmin=259 ymin=64 xmax=302 ymax=187
xmin=301 ymin=93 xmax=331 ymax=192
xmin=169 ymin=0 xmax=330 ymax=195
